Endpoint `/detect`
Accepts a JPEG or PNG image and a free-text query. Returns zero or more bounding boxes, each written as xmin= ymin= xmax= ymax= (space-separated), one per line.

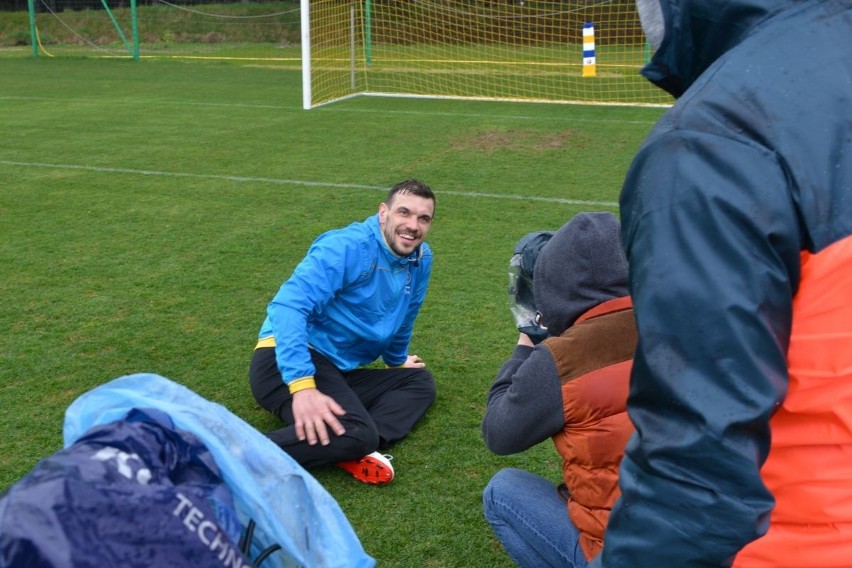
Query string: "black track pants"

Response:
xmin=249 ymin=347 xmax=436 ymax=468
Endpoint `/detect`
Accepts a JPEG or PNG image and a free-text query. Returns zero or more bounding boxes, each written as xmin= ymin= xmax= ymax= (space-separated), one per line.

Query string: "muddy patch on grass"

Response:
xmin=449 ymin=129 xmax=580 ymax=153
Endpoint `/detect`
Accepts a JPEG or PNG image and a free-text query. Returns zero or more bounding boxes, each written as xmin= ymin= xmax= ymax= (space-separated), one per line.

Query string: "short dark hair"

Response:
xmin=385 ymin=179 xmax=436 ymax=216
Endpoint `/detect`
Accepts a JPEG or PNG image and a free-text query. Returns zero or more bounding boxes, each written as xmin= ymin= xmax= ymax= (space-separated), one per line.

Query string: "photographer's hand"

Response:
xmin=517 ymin=333 xmax=534 ymax=347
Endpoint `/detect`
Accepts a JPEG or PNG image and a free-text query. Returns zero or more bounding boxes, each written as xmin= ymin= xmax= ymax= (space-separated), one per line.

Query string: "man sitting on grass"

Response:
xmin=249 ymin=179 xmax=437 ymax=485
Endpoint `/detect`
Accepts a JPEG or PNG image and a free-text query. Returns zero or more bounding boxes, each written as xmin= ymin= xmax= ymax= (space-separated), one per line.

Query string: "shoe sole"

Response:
xmin=337 ymin=455 xmax=394 ymax=485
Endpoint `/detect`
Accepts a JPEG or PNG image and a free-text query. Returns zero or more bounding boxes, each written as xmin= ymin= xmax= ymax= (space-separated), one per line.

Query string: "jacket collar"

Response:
xmin=574 ymin=296 xmax=633 ymax=325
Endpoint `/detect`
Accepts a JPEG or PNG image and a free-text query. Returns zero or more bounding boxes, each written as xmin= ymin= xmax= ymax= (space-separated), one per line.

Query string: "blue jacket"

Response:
xmin=591 ymin=1 xmax=852 ymax=567
xmin=258 ymin=214 xmax=432 ymax=386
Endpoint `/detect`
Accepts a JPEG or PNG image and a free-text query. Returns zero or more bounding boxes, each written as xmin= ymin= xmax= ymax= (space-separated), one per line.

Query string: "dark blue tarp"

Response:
xmin=0 ymin=407 xmax=248 ymax=568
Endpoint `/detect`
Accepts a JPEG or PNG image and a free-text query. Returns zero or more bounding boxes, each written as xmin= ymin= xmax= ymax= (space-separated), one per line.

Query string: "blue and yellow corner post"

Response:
xmin=582 ymin=22 xmax=596 ymax=77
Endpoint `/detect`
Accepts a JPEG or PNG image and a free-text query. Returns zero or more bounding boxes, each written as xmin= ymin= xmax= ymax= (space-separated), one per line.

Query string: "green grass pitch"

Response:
xmin=0 ymin=53 xmax=664 ymax=567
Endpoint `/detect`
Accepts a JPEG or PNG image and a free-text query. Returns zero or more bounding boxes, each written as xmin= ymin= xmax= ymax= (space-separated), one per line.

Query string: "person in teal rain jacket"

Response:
xmin=249 ymin=179 xmax=437 ymax=485
xmin=591 ymin=1 xmax=852 ymax=567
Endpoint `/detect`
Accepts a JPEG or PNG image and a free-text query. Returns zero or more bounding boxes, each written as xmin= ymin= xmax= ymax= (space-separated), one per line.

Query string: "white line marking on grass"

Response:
xmin=0 ymin=95 xmax=659 ymax=125
xmin=1 ymin=160 xmax=618 ymax=208
xmin=320 ymin=107 xmax=659 ymax=125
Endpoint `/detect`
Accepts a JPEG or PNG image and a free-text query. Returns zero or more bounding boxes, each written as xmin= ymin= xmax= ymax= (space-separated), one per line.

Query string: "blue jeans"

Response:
xmin=483 ymin=468 xmax=588 ymax=568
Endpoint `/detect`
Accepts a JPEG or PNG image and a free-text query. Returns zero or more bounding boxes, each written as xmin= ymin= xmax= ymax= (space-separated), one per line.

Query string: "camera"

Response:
xmin=507 ymin=230 xmax=553 ymax=344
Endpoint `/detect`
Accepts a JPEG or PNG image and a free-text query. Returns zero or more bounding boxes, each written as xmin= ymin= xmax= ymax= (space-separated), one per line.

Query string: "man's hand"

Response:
xmin=404 ymin=354 xmax=426 ymax=368
xmin=292 ymin=388 xmax=346 ymax=446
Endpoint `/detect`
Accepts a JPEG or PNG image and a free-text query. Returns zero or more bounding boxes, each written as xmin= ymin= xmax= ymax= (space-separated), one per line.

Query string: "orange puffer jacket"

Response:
xmin=733 ymin=237 xmax=852 ymax=567
xmin=545 ymin=296 xmax=637 ymax=560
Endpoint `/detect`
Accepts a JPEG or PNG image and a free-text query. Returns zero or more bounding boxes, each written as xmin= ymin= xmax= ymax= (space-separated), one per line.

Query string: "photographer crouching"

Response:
xmin=481 ymin=212 xmax=636 ymax=568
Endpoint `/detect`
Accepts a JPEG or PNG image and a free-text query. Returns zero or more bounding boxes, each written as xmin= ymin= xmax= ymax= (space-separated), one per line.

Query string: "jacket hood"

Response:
xmin=533 ymin=212 xmax=629 ymax=336
xmin=640 ymin=0 xmax=793 ymax=97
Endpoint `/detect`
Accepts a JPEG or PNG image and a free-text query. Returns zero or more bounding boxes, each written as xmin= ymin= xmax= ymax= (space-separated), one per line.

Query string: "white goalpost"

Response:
xmin=300 ymin=0 xmax=673 ymax=109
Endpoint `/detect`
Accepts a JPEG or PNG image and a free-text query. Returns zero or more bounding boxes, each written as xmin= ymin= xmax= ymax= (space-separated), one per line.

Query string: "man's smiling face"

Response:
xmin=378 ymin=191 xmax=435 ymax=257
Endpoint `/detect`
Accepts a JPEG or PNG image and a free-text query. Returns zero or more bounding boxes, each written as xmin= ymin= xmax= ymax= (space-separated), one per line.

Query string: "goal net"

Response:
xmin=19 ymin=0 xmax=301 ymax=62
xmin=302 ymin=0 xmax=673 ymax=109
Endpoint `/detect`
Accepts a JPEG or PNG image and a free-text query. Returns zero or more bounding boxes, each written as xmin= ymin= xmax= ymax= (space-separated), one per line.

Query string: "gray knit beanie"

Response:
xmin=533 ymin=212 xmax=629 ymax=336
